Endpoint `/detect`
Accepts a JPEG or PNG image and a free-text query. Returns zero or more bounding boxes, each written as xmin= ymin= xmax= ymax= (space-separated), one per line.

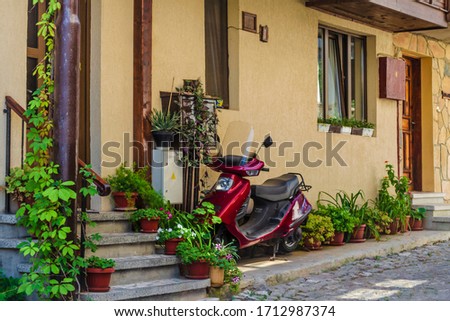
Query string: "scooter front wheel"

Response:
xmin=279 ymin=227 xmax=302 ymax=253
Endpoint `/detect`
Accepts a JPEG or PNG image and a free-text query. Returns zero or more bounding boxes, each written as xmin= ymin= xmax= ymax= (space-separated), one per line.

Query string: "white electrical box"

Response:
xmin=152 ymin=148 xmax=183 ymax=204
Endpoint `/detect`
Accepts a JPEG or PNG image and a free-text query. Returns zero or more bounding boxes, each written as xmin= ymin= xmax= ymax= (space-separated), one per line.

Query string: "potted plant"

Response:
xmin=106 ymin=164 xmax=140 ymax=210
xmin=175 ymin=202 xmax=222 ymax=279
xmin=130 ymin=208 xmax=166 ymax=233
xmin=156 ymin=208 xmax=193 ymax=255
xmin=410 ymin=207 xmax=426 ymax=231
xmin=316 ymin=190 xmax=360 ymax=245
xmin=146 ymin=109 xmax=181 ymax=148
xmin=376 ymin=162 xmax=412 ymax=234
xmin=209 ymin=241 xmax=240 ymax=287
xmin=328 ymin=117 xmax=342 ymax=133
xmin=85 ymin=256 xmax=116 ymax=292
xmin=176 ymin=241 xmax=214 ymax=279
xmin=317 ymin=117 xmax=330 ymax=133
xmin=340 ymin=118 xmax=352 ymax=135
xmin=300 ymin=213 xmax=334 ymax=250
xmin=364 ymin=206 xmax=392 ymax=240
xmin=361 ymin=121 xmax=375 ymax=137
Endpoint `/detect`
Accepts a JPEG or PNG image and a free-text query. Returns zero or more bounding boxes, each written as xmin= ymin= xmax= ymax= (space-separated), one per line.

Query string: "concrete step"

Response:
xmin=0 ymin=214 xmax=28 ymax=238
xmin=424 ymin=215 xmax=450 ymax=231
xmin=80 ymin=278 xmax=210 ymax=301
xmin=88 ymin=233 xmax=157 ymax=258
xmin=414 ymin=204 xmax=450 ymax=217
xmin=411 ymin=192 xmax=445 ymax=205
xmin=111 ymin=255 xmax=181 ymax=286
xmin=77 ymin=211 xmax=132 ymax=234
xmin=17 ymin=254 xmax=182 ymax=286
xmin=0 ymin=238 xmax=29 ymax=278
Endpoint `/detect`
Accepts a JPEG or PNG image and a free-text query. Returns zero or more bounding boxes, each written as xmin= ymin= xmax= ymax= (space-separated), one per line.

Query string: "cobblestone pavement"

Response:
xmin=232 ymin=241 xmax=450 ymax=301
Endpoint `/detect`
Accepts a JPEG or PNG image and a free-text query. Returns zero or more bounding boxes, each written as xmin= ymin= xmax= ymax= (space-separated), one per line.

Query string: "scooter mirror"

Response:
xmin=263 ymin=136 xmax=273 ymax=148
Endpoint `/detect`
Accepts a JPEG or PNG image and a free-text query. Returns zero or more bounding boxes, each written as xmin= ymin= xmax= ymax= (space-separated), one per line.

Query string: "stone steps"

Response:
xmin=80 ymin=278 xmax=211 ymax=301
xmin=77 ymin=211 xmax=132 ymax=234
xmin=0 ymin=214 xmax=30 ymax=278
xmin=0 ymin=210 xmax=211 ymax=300
xmin=411 ymin=192 xmax=445 ymax=205
xmin=410 ymin=192 xmax=450 ymax=231
xmin=88 ymin=232 xmax=157 ymax=258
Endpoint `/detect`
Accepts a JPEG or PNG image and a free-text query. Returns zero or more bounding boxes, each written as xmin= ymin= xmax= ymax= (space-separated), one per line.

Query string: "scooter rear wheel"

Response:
xmin=279 ymin=227 xmax=302 ymax=253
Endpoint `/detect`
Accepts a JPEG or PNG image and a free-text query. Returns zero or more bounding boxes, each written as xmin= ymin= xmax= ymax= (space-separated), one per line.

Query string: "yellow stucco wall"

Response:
xmin=0 ymin=0 xmax=28 ymax=212
xmin=90 ymin=0 xmax=134 ymax=211
xmin=151 ymin=0 xmax=399 ymax=205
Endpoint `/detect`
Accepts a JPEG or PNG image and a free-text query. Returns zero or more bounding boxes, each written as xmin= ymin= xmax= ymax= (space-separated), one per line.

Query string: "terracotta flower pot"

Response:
xmin=184 ymin=260 xmax=210 ymax=279
xmin=112 ymin=192 xmax=138 ymax=210
xmin=139 ymin=217 xmax=159 ymax=233
xmin=349 ymin=224 xmax=366 ymax=243
xmin=164 ymin=238 xmax=183 ymax=255
xmin=86 ymin=267 xmax=115 ymax=292
xmin=410 ymin=217 xmax=424 ymax=231
xmin=401 ymin=215 xmax=411 ymax=233
xmin=388 ymin=218 xmax=399 ymax=235
xmin=209 ymin=266 xmax=225 ymax=287
xmin=329 ymin=231 xmax=345 ymax=246
xmin=303 ymin=238 xmax=322 ymax=250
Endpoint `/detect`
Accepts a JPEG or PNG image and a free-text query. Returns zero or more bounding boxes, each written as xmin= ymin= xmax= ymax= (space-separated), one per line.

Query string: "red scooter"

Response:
xmin=203 ymin=122 xmax=312 ymax=257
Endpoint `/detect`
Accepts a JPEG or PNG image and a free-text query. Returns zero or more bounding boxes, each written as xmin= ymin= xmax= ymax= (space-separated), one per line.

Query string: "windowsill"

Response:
xmin=317 ymin=124 xmax=375 ymax=137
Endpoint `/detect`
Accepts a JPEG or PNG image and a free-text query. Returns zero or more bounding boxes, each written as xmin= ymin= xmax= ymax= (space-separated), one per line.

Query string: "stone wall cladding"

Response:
xmin=393 ymin=33 xmax=450 ymax=200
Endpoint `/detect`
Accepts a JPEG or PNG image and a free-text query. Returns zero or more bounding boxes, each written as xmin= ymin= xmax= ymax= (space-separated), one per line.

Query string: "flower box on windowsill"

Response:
xmin=340 ymin=126 xmax=352 ymax=135
xmin=362 ymin=128 xmax=374 ymax=137
xmin=317 ymin=123 xmax=330 ymax=132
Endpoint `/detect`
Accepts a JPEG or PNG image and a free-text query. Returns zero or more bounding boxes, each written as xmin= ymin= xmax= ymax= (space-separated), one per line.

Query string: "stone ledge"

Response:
xmin=0 ymin=214 xmax=18 ymax=225
xmin=79 ymin=211 xmax=131 ymax=222
xmin=94 ymin=233 xmax=157 ymax=245
xmin=0 ymin=238 xmax=25 ymax=249
xmin=80 ymin=278 xmax=210 ymax=301
xmin=410 ymin=192 xmax=445 ymax=199
xmin=415 ymin=204 xmax=450 ymax=211
xmin=114 ymin=254 xmax=180 ymax=270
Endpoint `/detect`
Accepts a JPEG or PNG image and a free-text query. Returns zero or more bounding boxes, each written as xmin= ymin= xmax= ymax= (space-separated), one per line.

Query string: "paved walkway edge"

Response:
xmin=238 ymin=230 xmax=450 ymax=290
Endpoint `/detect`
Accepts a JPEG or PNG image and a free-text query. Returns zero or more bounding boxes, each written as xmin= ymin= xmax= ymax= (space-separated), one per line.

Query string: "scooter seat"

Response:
xmin=252 ymin=174 xmax=299 ymax=202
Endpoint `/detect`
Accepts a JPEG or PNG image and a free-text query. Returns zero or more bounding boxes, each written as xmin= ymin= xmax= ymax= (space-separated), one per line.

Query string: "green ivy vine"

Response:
xmin=11 ymin=0 xmax=95 ymax=300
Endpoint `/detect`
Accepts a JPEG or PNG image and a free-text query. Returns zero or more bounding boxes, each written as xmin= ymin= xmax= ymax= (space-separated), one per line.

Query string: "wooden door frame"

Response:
xmin=133 ymin=0 xmax=153 ymax=169
xmin=401 ymin=56 xmax=422 ymax=191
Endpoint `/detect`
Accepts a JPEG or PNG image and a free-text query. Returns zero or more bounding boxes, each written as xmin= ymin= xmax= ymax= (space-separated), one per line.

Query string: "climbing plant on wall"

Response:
xmin=8 ymin=0 xmax=91 ymax=300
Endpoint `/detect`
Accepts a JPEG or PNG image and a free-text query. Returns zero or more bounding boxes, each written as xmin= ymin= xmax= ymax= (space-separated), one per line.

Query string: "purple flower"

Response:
xmin=215 ymin=243 xmax=222 ymax=251
xmin=168 ymin=213 xmax=173 ymax=219
xmin=226 ymin=253 xmax=233 ymax=261
xmin=232 ymin=276 xmax=240 ymax=284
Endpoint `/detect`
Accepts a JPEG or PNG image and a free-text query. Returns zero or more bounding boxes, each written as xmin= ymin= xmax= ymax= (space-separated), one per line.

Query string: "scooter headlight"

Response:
xmin=246 ymin=170 xmax=260 ymax=176
xmin=214 ymin=177 xmax=234 ymax=191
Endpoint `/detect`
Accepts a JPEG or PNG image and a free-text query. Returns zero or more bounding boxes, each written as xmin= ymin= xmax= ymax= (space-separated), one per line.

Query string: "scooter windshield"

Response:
xmin=220 ymin=121 xmax=256 ymax=165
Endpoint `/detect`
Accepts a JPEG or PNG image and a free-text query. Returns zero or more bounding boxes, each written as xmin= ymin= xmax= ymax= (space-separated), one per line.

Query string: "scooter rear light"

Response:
xmin=214 ymin=177 xmax=234 ymax=191
xmin=246 ymin=170 xmax=259 ymax=176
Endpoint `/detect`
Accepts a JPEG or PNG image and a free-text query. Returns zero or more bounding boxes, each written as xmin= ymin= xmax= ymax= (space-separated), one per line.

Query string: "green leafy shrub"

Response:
xmin=85 ymin=256 xmax=115 ymax=269
xmin=0 ymin=270 xmax=25 ymax=301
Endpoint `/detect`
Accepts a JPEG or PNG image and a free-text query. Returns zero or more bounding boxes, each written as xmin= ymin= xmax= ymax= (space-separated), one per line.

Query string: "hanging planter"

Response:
xmin=151 ymin=130 xmax=175 ymax=148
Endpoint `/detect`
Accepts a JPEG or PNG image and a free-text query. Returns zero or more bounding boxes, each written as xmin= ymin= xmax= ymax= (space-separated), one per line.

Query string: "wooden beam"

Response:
xmin=133 ymin=0 xmax=153 ymax=168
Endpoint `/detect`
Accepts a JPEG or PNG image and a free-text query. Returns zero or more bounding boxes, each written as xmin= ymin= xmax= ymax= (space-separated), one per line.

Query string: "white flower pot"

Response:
xmin=362 ymin=128 xmax=374 ymax=137
xmin=340 ymin=126 xmax=352 ymax=135
xmin=317 ymin=123 xmax=330 ymax=132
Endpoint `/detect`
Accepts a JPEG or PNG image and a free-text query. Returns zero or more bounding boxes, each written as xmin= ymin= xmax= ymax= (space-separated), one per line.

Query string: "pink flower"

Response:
xmin=226 ymin=253 xmax=233 ymax=261
xmin=215 ymin=243 xmax=222 ymax=251
xmin=168 ymin=213 xmax=173 ymax=219
xmin=232 ymin=276 xmax=240 ymax=284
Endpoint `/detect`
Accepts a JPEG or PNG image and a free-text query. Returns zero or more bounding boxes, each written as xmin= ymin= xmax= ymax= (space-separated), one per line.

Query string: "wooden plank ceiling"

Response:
xmin=306 ymin=0 xmax=448 ymax=32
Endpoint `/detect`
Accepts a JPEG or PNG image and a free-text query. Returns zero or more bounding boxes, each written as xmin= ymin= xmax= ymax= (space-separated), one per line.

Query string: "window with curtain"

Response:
xmin=317 ymin=26 xmax=367 ymax=121
xmin=205 ymin=0 xmax=229 ymax=108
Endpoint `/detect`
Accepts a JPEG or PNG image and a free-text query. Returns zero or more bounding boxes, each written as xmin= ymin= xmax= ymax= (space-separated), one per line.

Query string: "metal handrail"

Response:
xmin=3 ymin=96 xmax=111 ymax=197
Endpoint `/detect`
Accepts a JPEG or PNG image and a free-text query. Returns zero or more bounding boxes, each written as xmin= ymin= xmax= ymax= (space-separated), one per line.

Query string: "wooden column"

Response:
xmin=134 ymin=0 xmax=153 ymax=168
xmin=54 ymin=0 xmax=81 ymax=239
